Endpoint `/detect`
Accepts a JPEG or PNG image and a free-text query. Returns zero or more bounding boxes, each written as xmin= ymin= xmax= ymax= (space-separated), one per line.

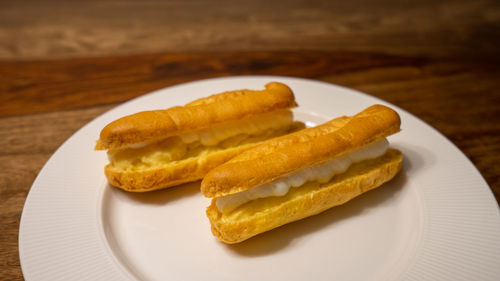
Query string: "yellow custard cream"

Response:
xmin=215 ymin=138 xmax=390 ymax=213
xmin=107 ymin=110 xmax=294 ymax=167
xmin=113 ymin=110 xmax=293 ymax=152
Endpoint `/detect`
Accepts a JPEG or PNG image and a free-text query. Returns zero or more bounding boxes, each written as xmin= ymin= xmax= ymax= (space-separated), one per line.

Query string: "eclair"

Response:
xmin=96 ymin=82 xmax=302 ymax=192
xmin=201 ymin=104 xmax=403 ymax=244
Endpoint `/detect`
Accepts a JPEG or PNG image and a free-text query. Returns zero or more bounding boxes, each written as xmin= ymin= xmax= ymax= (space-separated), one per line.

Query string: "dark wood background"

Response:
xmin=1 ymin=0 xmax=499 ymax=280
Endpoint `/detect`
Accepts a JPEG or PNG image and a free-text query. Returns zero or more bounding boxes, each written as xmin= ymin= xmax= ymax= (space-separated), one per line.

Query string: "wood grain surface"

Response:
xmin=1 ymin=0 xmax=499 ymax=60
xmin=1 ymin=0 xmax=499 ymax=280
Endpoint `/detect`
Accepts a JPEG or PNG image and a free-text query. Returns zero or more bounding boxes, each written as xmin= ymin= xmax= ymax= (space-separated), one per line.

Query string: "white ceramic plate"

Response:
xmin=19 ymin=76 xmax=500 ymax=281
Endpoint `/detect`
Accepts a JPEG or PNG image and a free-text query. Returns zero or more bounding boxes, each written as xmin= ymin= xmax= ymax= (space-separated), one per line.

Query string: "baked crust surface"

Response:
xmin=201 ymin=104 xmax=401 ymax=198
xmin=96 ymin=82 xmax=297 ymax=150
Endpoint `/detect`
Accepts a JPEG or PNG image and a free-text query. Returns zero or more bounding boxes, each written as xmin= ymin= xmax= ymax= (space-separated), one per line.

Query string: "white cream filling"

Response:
xmin=215 ymin=138 xmax=389 ymax=213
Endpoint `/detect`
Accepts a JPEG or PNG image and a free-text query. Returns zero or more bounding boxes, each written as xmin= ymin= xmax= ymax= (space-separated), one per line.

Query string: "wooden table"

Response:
xmin=1 ymin=1 xmax=499 ymax=280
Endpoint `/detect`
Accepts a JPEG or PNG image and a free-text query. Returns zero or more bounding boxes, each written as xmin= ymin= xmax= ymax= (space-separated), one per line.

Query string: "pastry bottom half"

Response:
xmin=206 ymin=149 xmax=403 ymax=244
xmin=105 ymin=122 xmax=304 ymax=192
xmin=105 ymin=142 xmax=258 ymax=192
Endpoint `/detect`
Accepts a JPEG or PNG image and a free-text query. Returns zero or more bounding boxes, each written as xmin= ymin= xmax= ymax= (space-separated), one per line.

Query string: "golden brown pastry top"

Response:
xmin=95 ymin=82 xmax=297 ymax=150
xmin=201 ymin=104 xmax=401 ymax=198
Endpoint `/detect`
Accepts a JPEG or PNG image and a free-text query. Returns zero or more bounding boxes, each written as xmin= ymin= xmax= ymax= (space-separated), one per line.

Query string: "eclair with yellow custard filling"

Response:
xmin=95 ymin=82 xmax=302 ymax=192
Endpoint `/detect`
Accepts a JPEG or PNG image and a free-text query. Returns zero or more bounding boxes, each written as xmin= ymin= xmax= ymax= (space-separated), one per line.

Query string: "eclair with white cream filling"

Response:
xmin=201 ymin=104 xmax=403 ymax=243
